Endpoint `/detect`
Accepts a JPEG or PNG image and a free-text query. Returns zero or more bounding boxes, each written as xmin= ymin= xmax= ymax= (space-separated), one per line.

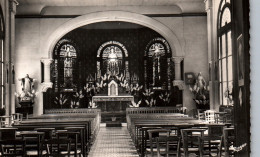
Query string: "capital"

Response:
xmin=9 ymin=0 xmax=19 ymax=13
xmin=172 ymin=57 xmax=184 ymax=64
xmin=204 ymin=0 xmax=212 ymax=12
xmin=41 ymin=82 xmax=53 ymax=92
xmin=40 ymin=58 xmax=53 ymax=66
xmin=172 ymin=80 xmax=185 ymax=90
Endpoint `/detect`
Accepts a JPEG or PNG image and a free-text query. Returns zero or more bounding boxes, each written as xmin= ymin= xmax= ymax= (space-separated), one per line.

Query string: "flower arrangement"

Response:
xmin=158 ymin=92 xmax=171 ymax=106
xmin=145 ymin=98 xmax=156 ymax=107
xmin=130 ymin=99 xmax=142 ymax=107
xmin=88 ymin=100 xmax=97 ymax=108
xmin=143 ymin=88 xmax=155 ymax=107
xmin=224 ymin=87 xmax=233 ymax=105
xmin=54 ymin=94 xmax=68 ymax=108
xmin=70 ymin=100 xmax=79 ymax=109
xmin=70 ymin=90 xmax=84 ymax=108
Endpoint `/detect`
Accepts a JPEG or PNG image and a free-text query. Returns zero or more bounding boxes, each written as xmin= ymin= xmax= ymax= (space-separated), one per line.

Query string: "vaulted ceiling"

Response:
xmin=16 ymin=0 xmax=205 ymax=15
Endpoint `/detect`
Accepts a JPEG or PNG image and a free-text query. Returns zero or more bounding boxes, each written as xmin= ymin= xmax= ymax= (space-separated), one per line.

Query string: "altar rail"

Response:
xmin=45 ymin=108 xmax=101 ymax=114
xmin=126 ymin=107 xmax=187 ymax=131
xmin=126 ymin=107 xmax=182 ymax=114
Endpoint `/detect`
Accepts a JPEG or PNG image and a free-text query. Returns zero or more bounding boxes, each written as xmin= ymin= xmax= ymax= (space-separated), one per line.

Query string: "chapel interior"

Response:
xmin=0 ymin=0 xmax=250 ymax=156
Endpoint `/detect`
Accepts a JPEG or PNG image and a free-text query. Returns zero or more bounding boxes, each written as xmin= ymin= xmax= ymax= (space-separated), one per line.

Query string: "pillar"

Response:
xmin=172 ymin=57 xmax=183 ymax=80
xmin=5 ymin=0 xmax=18 ymax=125
xmin=172 ymin=57 xmax=184 ymax=90
xmin=9 ymin=0 xmax=18 ymax=115
xmin=37 ymin=58 xmax=53 ymax=115
xmin=41 ymin=59 xmax=53 ymax=83
xmin=205 ymin=0 xmax=215 ymax=110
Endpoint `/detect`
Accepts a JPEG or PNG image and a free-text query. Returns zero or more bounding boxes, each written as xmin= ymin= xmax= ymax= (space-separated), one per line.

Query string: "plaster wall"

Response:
xmin=183 ymin=16 xmax=208 ymax=115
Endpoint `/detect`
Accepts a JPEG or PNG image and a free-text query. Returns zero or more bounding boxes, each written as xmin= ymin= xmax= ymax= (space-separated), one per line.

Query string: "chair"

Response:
xmin=203 ymin=124 xmax=225 ymax=156
xmin=20 ymin=131 xmax=45 ymax=156
xmin=148 ymin=129 xmax=180 ymax=157
xmin=11 ymin=113 xmax=23 ymax=125
xmin=0 ymin=116 xmax=11 ymax=127
xmin=43 ymin=139 xmax=71 ymax=157
xmin=57 ymin=131 xmax=81 ymax=157
xmin=218 ymin=128 xmax=235 ymax=157
xmin=64 ymin=126 xmax=86 ymax=156
xmin=0 ymin=139 xmax=26 ymax=156
xmin=179 ymin=128 xmax=205 ymax=157
xmin=138 ymin=127 xmax=161 ymax=156
xmin=147 ymin=129 xmax=171 ymax=157
xmin=223 ymin=108 xmax=233 ymax=124
xmin=205 ymin=110 xmax=215 ymax=123
xmin=197 ymin=109 xmax=205 ymax=121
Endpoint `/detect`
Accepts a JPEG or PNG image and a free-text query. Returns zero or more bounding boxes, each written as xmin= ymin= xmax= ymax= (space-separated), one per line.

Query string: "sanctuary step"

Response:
xmin=101 ymin=111 xmax=126 ymax=123
xmin=106 ymin=121 xmax=122 ymax=127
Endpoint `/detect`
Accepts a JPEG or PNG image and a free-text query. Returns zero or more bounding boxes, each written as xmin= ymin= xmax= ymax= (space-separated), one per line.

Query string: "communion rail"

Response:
xmin=126 ymin=107 xmax=187 ymax=131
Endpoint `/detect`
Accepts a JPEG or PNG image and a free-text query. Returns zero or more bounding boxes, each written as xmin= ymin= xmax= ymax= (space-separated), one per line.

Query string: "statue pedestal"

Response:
xmin=16 ymin=101 xmax=33 ymax=119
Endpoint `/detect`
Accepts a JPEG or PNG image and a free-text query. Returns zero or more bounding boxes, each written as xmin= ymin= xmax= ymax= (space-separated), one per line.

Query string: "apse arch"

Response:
xmin=44 ymin=11 xmax=183 ymax=58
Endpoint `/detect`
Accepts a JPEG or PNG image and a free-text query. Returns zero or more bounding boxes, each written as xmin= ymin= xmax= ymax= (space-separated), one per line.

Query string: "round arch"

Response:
xmin=44 ymin=11 xmax=183 ymax=58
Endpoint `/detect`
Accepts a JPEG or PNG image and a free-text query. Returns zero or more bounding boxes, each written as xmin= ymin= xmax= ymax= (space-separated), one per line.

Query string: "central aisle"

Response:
xmin=88 ymin=126 xmax=139 ymax=157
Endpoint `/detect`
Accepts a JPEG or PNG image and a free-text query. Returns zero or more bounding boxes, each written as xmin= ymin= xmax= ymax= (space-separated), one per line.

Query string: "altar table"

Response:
xmin=92 ymin=95 xmax=134 ymax=112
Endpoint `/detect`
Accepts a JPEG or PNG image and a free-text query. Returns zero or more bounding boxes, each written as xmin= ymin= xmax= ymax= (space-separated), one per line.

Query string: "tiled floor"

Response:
xmin=88 ymin=126 xmax=139 ymax=157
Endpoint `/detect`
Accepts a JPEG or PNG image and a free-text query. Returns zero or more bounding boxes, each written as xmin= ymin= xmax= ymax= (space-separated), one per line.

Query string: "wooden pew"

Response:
xmin=126 ymin=107 xmax=206 ymax=156
xmin=14 ymin=120 xmax=92 ymax=156
xmin=13 ymin=109 xmax=101 ymax=157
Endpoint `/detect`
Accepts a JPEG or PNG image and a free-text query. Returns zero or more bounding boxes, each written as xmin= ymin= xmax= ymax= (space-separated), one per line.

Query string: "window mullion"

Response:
xmin=220 ymin=36 xmax=224 ymax=106
xmin=225 ymin=32 xmax=229 ymax=105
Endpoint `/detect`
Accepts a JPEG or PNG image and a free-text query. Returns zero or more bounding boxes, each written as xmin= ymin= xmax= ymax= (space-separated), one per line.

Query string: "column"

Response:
xmin=172 ymin=57 xmax=183 ymax=80
xmin=40 ymin=58 xmax=53 ymax=84
xmin=205 ymin=0 xmax=215 ymax=110
xmin=36 ymin=59 xmax=53 ymax=116
xmin=5 ymin=0 xmax=18 ymax=124
xmin=172 ymin=57 xmax=184 ymax=90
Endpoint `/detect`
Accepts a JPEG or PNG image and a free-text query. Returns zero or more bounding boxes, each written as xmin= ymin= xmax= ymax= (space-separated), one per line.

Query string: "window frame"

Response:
xmin=0 ymin=6 xmax=5 ymax=109
xmin=217 ymin=0 xmax=233 ymax=106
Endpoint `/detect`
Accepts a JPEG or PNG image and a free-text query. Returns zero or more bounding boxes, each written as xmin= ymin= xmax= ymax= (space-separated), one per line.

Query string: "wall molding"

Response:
xmin=15 ymin=13 xmax=206 ymax=18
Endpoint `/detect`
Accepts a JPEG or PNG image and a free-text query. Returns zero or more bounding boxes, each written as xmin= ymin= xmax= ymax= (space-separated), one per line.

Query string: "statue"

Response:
xmin=193 ymin=72 xmax=207 ymax=96
xmin=189 ymin=72 xmax=209 ymax=109
xmin=15 ymin=74 xmax=37 ymax=106
xmin=18 ymin=74 xmax=35 ymax=94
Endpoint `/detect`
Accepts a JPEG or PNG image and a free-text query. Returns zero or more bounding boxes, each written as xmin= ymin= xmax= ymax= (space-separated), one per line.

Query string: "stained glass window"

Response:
xmin=53 ymin=41 xmax=78 ymax=92
xmin=102 ymin=45 xmax=123 ymax=76
xmin=145 ymin=38 xmax=171 ymax=90
xmin=217 ymin=0 xmax=233 ymax=106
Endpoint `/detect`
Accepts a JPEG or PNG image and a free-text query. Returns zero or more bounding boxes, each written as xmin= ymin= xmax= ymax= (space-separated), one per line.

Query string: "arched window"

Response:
xmin=102 ymin=45 xmax=123 ymax=76
xmin=217 ymin=0 xmax=233 ymax=106
xmin=0 ymin=6 xmax=4 ymax=109
xmin=144 ymin=38 xmax=171 ymax=90
xmin=52 ymin=39 xmax=78 ymax=92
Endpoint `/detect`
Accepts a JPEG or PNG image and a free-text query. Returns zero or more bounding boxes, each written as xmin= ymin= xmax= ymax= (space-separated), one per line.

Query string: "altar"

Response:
xmin=92 ymin=95 xmax=133 ymax=112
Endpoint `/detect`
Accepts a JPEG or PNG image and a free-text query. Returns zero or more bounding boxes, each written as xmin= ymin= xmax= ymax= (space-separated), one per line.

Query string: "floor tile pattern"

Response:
xmin=88 ymin=126 xmax=139 ymax=157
